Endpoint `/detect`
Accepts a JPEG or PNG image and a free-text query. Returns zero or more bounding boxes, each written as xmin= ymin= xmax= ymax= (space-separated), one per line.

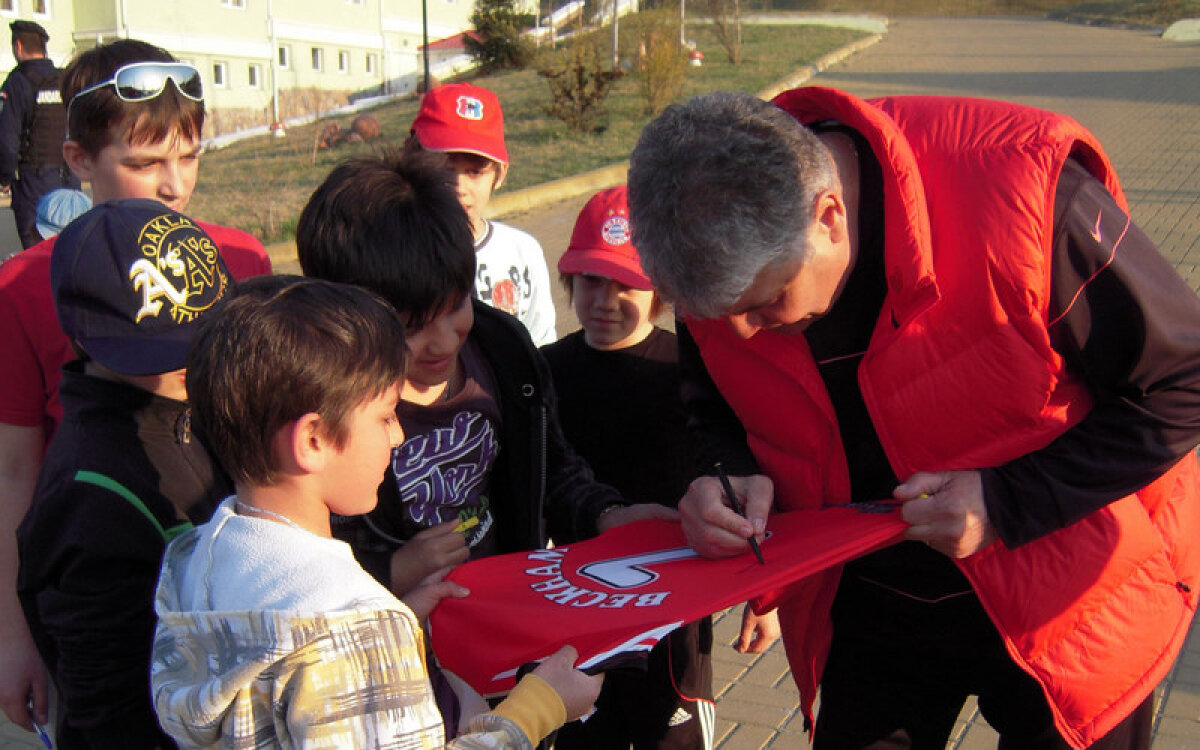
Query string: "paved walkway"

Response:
xmin=494 ymin=15 xmax=1200 ymax=750
xmin=3 ymin=15 xmax=1198 ymax=750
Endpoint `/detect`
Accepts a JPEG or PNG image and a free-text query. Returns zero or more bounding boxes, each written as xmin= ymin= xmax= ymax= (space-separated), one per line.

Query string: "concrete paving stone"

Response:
xmin=712 ymin=696 xmax=797 ymax=727
xmin=713 ymin=717 xmax=739 ymax=746
xmin=1149 ymin=736 xmax=1200 ymax=750
xmin=722 ymin=681 xmax=801 ymax=712
xmin=735 ymin=650 xmax=795 ymax=688
xmin=714 ymin=722 xmax=778 ymax=750
xmin=1161 ymin=685 xmax=1200 ymax=721
xmin=1152 ymin=716 xmax=1200 ymax=743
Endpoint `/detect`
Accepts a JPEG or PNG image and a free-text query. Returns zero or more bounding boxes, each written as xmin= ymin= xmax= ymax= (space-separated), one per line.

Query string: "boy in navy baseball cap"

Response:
xmin=17 ymin=198 xmax=233 ymax=748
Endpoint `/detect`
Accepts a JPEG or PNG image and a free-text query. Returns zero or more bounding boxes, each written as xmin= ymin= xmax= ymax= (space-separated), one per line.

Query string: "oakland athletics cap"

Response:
xmin=51 ymin=198 xmax=230 ymax=375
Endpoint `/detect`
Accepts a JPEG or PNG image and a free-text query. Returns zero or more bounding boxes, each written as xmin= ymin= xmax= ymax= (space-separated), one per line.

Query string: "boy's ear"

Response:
xmin=287 ymin=412 xmax=330 ymax=474
xmin=62 ymin=141 xmax=95 ymax=183
xmin=493 ymin=162 xmax=509 ymax=191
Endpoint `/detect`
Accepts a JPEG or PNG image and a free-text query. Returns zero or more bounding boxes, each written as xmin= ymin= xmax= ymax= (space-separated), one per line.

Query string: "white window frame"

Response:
xmin=277 ymin=45 xmax=290 ymax=69
xmin=337 ymin=50 xmax=349 ymax=73
xmin=248 ymin=63 xmax=262 ymax=88
xmin=0 ymin=0 xmax=18 ymax=14
xmin=311 ymin=47 xmax=323 ymax=72
xmin=30 ymin=0 xmax=48 ymax=16
xmin=365 ymin=53 xmax=377 ymax=75
xmin=212 ymin=61 xmax=228 ymax=88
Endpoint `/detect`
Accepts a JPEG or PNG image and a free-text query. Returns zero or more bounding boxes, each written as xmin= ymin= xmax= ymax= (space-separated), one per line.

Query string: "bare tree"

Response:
xmin=700 ymin=0 xmax=742 ymax=64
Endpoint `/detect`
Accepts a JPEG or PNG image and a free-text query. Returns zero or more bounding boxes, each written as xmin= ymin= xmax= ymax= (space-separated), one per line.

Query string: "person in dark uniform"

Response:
xmin=0 ymin=20 xmax=79 ymax=249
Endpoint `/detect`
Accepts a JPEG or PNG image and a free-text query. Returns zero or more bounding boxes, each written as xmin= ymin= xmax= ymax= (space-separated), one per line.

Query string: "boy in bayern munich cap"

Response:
xmin=541 ymin=186 xmax=717 ymax=749
xmin=408 ymin=82 xmax=558 ymax=346
xmin=16 ymin=198 xmax=233 ymax=748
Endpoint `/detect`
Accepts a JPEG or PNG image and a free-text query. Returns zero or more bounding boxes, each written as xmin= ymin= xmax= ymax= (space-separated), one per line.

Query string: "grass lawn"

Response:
xmin=189 ymin=0 xmax=1198 ymax=243
xmin=189 ymin=21 xmax=869 ymax=243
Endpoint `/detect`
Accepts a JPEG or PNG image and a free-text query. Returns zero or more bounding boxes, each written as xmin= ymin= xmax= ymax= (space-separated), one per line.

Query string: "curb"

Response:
xmin=488 ymin=29 xmax=886 ymax=220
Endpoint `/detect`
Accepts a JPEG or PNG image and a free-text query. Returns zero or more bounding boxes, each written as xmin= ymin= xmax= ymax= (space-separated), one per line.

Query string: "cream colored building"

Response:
xmin=0 ymin=0 xmax=76 ymax=69
xmin=1 ymin=0 xmax=478 ymax=134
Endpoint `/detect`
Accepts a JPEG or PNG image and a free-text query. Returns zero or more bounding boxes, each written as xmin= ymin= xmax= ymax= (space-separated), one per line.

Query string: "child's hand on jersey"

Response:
xmin=529 ymin=645 xmax=604 ymax=721
xmin=389 ymin=519 xmax=471 ymax=597
xmin=399 ymin=566 xmax=469 ymax=622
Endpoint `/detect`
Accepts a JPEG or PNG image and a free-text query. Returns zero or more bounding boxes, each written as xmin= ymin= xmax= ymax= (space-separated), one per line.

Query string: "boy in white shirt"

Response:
xmin=408 ymin=82 xmax=557 ymax=345
xmin=151 ymin=275 xmax=600 ymax=748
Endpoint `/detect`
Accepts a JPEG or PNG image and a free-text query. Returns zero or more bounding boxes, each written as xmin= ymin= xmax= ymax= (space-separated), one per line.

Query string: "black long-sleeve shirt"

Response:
xmin=17 ymin=364 xmax=228 ymax=749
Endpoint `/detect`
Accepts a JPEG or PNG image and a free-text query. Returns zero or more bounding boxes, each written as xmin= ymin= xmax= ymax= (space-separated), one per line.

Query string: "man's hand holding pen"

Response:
xmin=678 ymin=471 xmax=773 ymax=559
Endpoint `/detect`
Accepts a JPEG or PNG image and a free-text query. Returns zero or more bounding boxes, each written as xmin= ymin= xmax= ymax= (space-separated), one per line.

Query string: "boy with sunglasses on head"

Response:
xmin=0 ymin=38 xmax=270 ymax=736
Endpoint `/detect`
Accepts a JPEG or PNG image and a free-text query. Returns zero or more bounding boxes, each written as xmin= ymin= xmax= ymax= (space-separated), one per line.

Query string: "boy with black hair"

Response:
xmin=17 ymin=199 xmax=232 ymax=748
xmin=296 ymin=148 xmax=673 ymax=597
xmin=152 ymin=275 xmax=601 ymax=749
xmin=0 ymin=38 xmax=270 ymax=732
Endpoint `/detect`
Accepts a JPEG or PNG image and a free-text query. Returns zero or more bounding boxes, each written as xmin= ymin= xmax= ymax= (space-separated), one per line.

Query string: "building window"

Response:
xmin=0 ymin=0 xmax=15 ymax=11
xmin=212 ymin=62 xmax=228 ymax=88
xmin=277 ymin=45 xmax=290 ymax=69
xmin=221 ymin=0 xmax=246 ymax=8
xmin=366 ymin=53 xmax=377 ymax=75
xmin=30 ymin=0 xmax=47 ymax=14
xmin=248 ymin=63 xmax=262 ymax=88
xmin=311 ymin=47 xmax=323 ymax=72
xmin=337 ymin=50 xmax=349 ymax=73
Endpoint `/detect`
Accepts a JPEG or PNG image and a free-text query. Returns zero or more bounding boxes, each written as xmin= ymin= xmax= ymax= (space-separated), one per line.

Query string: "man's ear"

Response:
xmin=814 ymin=189 xmax=848 ymax=244
xmin=287 ymin=412 xmax=329 ymax=474
xmin=62 ymin=141 xmax=94 ymax=183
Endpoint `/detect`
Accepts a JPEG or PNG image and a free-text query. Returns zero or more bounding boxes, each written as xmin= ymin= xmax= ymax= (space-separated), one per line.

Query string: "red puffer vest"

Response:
xmin=687 ymin=87 xmax=1200 ymax=747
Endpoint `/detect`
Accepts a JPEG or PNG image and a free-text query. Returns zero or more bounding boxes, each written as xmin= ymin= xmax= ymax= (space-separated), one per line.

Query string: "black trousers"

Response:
xmin=813 ymin=558 xmax=1152 ymax=750
xmin=554 ymin=617 xmax=714 ymax=750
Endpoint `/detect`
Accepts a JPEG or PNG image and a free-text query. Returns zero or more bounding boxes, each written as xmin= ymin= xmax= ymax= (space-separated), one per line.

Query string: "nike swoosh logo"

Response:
xmin=1089 ymin=211 xmax=1103 ymax=244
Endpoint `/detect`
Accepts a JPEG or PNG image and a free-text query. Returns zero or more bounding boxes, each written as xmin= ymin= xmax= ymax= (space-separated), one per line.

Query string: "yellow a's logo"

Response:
xmin=128 ymin=214 xmax=227 ymax=323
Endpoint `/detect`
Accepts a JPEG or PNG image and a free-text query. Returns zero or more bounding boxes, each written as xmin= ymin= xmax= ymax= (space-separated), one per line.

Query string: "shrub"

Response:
xmin=631 ymin=9 xmax=688 ymax=114
xmin=537 ymin=35 xmax=624 ymax=132
xmin=700 ymin=0 xmax=743 ymax=64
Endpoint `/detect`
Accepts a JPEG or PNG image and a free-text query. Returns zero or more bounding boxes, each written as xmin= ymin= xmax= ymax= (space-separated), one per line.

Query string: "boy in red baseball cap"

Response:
xmin=541 ymin=186 xmax=719 ymax=749
xmin=409 ymin=82 xmax=557 ymax=346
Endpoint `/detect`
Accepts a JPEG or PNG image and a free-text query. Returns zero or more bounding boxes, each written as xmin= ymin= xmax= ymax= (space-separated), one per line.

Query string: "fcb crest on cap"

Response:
xmin=601 ymin=213 xmax=632 ymax=248
xmin=51 ymin=198 xmax=230 ymax=376
xmin=558 ymin=186 xmax=653 ymax=291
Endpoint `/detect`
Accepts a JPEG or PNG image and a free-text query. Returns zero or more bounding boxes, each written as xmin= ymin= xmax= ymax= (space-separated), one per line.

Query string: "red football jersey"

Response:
xmin=429 ymin=504 xmax=907 ymax=695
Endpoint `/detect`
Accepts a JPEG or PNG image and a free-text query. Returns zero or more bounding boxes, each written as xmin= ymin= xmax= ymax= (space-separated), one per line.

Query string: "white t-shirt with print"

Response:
xmin=473 ymin=220 xmax=557 ymax=346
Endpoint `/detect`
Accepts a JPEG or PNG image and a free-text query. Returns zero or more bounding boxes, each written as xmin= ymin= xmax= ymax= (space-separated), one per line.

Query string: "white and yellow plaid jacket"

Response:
xmin=151 ymin=503 xmax=540 ymax=749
